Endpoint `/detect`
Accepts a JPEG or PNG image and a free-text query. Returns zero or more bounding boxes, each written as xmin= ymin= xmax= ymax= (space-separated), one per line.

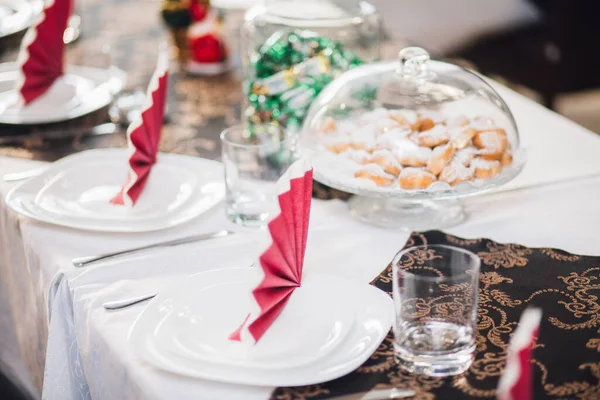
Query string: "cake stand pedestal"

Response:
xmin=347 ymin=196 xmax=465 ymax=231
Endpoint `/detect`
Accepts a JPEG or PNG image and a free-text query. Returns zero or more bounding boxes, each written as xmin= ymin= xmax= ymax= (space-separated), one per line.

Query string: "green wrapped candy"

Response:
xmin=246 ymin=29 xmax=365 ymax=136
xmin=285 ymin=116 xmax=301 ymax=133
xmin=251 ymin=55 xmax=330 ymax=96
xmin=282 ymin=87 xmax=316 ymax=111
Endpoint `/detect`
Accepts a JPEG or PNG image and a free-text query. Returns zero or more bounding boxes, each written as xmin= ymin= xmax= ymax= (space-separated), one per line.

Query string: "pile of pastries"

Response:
xmin=319 ymin=108 xmax=513 ymax=190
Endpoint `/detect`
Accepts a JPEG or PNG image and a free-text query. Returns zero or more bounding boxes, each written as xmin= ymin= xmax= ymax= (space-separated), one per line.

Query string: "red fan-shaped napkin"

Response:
xmin=497 ymin=308 xmax=542 ymax=400
xmin=230 ymin=159 xmax=313 ymax=344
xmin=16 ymin=0 xmax=73 ymax=105
xmin=110 ymin=53 xmax=169 ymax=206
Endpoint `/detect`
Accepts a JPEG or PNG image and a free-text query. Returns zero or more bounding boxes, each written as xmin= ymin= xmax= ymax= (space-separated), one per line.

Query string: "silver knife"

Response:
xmin=326 ymin=388 xmax=416 ymax=400
xmin=3 ymin=167 xmax=47 ymax=182
xmin=72 ymin=230 xmax=233 ymax=268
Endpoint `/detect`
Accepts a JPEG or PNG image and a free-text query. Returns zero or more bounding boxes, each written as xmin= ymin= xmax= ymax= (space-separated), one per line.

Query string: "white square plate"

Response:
xmin=5 ymin=149 xmax=225 ymax=232
xmin=129 ymin=267 xmax=393 ymax=386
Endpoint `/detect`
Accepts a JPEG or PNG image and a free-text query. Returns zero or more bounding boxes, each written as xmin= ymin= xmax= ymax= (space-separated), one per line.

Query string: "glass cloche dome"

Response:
xmin=301 ymin=47 xmax=525 ymax=229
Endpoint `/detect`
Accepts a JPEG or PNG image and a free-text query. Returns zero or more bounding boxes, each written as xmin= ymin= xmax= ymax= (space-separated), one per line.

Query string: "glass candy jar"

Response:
xmin=301 ymin=47 xmax=526 ymax=230
xmin=241 ymin=0 xmax=381 ymax=137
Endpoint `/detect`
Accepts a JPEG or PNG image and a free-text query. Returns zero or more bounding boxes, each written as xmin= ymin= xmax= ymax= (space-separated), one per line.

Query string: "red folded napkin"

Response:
xmin=497 ymin=307 xmax=542 ymax=400
xmin=230 ymin=159 xmax=313 ymax=344
xmin=16 ymin=0 xmax=73 ymax=105
xmin=111 ymin=53 xmax=169 ymax=206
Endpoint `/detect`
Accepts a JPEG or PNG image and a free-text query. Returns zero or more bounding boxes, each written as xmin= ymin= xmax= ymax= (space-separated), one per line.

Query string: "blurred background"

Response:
xmin=0 ymin=0 xmax=598 ymax=159
xmin=232 ymin=0 xmax=600 ymax=133
xmin=371 ymin=0 xmax=600 ymax=133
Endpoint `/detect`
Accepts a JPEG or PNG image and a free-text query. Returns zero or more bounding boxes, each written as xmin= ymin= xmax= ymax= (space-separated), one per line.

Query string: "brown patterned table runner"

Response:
xmin=272 ymin=231 xmax=600 ymax=399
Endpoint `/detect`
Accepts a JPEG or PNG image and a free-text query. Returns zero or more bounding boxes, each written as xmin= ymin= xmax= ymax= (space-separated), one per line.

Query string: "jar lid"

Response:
xmin=377 ymin=47 xmax=470 ymax=109
xmin=250 ymin=0 xmax=376 ymax=27
xmin=303 ymin=45 xmax=518 ymax=135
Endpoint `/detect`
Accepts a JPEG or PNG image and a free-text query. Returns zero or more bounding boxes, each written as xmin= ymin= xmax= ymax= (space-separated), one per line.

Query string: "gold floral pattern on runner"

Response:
xmin=271 ymin=231 xmax=600 ymax=399
xmin=271 ymin=386 xmax=330 ymax=400
xmin=477 ymin=242 xmax=532 ymax=269
xmin=356 ymin=334 xmax=395 ymax=374
xmin=529 ymin=268 xmax=600 ymax=330
xmin=587 ymin=338 xmax=600 ymax=352
xmin=541 ymin=247 xmax=581 ymax=262
xmin=445 ymin=235 xmax=481 ymax=246
xmin=543 ymin=363 xmax=600 ymax=398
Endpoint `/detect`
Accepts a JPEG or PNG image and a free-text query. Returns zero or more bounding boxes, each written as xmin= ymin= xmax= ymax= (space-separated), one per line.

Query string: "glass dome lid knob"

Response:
xmin=397 ymin=47 xmax=431 ymax=79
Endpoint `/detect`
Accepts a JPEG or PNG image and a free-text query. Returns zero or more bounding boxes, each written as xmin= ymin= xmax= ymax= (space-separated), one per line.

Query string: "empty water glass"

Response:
xmin=392 ymin=245 xmax=480 ymax=376
xmin=221 ymin=124 xmax=292 ymax=227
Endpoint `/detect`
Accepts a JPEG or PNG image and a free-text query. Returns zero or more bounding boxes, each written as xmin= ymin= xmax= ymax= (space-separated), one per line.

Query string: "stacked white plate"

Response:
xmin=6 ymin=149 xmax=226 ymax=232
xmin=0 ymin=0 xmax=42 ymax=39
xmin=129 ymin=267 xmax=394 ymax=386
xmin=0 ymin=63 xmax=126 ymax=125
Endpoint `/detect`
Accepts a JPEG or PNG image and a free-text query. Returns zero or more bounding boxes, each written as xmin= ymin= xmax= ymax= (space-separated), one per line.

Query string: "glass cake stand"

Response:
xmin=301 ymin=47 xmax=526 ymax=230
xmin=310 ymin=149 xmax=525 ymax=230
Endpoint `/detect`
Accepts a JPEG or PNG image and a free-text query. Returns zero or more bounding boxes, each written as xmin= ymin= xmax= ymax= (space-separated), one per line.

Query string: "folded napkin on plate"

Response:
xmin=497 ymin=307 xmax=542 ymax=400
xmin=16 ymin=0 xmax=73 ymax=105
xmin=111 ymin=52 xmax=169 ymax=206
xmin=230 ymin=159 xmax=313 ymax=344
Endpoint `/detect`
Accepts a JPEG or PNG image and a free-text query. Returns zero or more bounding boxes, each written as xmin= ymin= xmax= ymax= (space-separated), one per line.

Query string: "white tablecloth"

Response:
xmin=1 ymin=83 xmax=600 ymax=400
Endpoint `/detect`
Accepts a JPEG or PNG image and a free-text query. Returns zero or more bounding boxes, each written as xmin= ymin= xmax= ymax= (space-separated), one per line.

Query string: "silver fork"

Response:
xmin=103 ymin=262 xmax=258 ymax=310
xmin=103 ymin=293 xmax=158 ymax=310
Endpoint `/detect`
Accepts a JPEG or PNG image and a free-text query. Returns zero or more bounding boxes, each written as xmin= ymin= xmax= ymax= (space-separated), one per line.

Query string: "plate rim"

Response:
xmin=151 ymin=270 xmax=356 ymax=371
xmin=0 ymin=62 xmax=125 ymax=125
xmin=0 ymin=0 xmax=41 ymax=38
xmin=128 ymin=267 xmax=394 ymax=387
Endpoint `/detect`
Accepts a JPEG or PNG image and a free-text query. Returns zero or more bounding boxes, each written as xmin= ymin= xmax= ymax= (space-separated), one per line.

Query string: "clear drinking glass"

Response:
xmin=392 ymin=245 xmax=480 ymax=376
xmin=221 ymin=124 xmax=292 ymax=227
xmin=101 ymin=37 xmax=168 ymax=126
